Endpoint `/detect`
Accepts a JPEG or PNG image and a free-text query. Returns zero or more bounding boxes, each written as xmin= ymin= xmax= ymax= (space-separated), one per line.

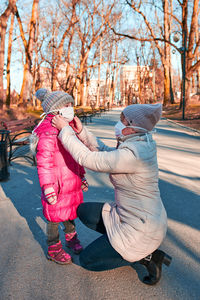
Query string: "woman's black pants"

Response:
xmin=77 ymin=202 xmax=131 ymax=271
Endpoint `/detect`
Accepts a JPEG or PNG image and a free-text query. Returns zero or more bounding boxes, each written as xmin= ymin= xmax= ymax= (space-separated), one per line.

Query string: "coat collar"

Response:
xmin=119 ymin=132 xmax=148 ymax=142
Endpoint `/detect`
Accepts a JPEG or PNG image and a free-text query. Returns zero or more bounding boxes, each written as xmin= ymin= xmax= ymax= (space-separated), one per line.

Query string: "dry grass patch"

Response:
xmin=163 ymin=103 xmax=200 ymax=131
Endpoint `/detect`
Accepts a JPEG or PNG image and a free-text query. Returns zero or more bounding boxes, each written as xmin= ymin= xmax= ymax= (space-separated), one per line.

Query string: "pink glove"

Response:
xmin=81 ymin=177 xmax=89 ymax=192
xmin=43 ymin=187 xmax=57 ymax=205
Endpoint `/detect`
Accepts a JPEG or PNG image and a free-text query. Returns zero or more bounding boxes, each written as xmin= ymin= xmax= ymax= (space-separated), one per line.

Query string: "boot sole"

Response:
xmin=142 ymin=252 xmax=172 ymax=285
xmin=47 ymin=255 xmax=72 ymax=265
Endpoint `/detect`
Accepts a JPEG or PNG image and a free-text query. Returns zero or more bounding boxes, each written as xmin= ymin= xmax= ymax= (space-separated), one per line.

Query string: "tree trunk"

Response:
xmin=52 ymin=4 xmax=77 ymax=92
xmin=179 ymin=0 xmax=187 ymax=110
xmin=112 ymin=67 xmax=119 ymax=106
xmin=18 ymin=0 xmax=39 ymax=105
xmin=96 ymin=35 xmax=102 ymax=107
xmin=51 ymin=31 xmax=56 ymax=91
xmin=78 ymin=79 xmax=84 ymax=106
xmin=103 ymin=65 xmax=109 ymax=104
xmin=111 ymin=44 xmax=119 ymax=106
xmin=169 ymin=0 xmax=174 ymax=104
xmin=195 ymin=15 xmax=200 ymax=93
xmin=6 ymin=12 xmax=15 ymax=107
xmin=30 ymin=18 xmax=39 ymax=107
xmin=163 ymin=0 xmax=171 ymax=106
xmin=163 ymin=64 xmax=171 ymax=106
xmin=65 ymin=28 xmax=75 ymax=93
xmin=0 ymin=0 xmax=16 ymax=108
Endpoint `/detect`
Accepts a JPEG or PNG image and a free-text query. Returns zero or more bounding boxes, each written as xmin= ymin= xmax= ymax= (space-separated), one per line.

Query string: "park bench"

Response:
xmin=0 ymin=117 xmax=37 ymax=165
xmin=99 ymin=106 xmax=106 ymax=113
xmin=75 ymin=108 xmax=93 ymax=125
xmin=99 ymin=103 xmax=110 ymax=113
xmin=90 ymin=105 xmax=102 ymax=117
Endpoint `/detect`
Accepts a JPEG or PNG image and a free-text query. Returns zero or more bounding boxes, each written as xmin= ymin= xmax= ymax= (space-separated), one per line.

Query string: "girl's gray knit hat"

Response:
xmin=123 ymin=103 xmax=162 ymax=131
xmin=35 ymin=88 xmax=74 ymax=113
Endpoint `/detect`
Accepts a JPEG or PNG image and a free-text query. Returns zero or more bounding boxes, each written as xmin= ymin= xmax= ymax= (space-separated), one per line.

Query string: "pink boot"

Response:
xmin=65 ymin=232 xmax=83 ymax=254
xmin=47 ymin=241 xmax=72 ymax=265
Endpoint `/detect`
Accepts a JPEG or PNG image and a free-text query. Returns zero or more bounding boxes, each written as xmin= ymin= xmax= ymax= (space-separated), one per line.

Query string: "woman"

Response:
xmin=52 ymin=103 xmax=172 ymax=285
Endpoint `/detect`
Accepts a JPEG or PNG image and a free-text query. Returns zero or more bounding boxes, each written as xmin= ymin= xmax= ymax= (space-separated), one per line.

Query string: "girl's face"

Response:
xmin=65 ymin=102 xmax=73 ymax=107
xmin=56 ymin=102 xmax=73 ymax=114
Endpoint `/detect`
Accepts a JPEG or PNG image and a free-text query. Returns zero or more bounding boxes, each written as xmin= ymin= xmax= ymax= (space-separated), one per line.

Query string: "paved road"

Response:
xmin=0 ymin=109 xmax=199 ymax=300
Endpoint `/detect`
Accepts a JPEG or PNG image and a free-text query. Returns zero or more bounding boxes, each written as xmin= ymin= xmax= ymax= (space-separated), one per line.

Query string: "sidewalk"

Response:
xmin=0 ymin=109 xmax=199 ymax=300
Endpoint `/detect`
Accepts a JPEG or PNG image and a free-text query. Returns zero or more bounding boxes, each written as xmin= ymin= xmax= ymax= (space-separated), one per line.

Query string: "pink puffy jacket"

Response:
xmin=34 ymin=115 xmax=84 ymax=222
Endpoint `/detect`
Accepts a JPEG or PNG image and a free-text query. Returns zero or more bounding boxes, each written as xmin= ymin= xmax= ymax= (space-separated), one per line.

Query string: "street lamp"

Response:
xmin=172 ymin=30 xmax=187 ymax=120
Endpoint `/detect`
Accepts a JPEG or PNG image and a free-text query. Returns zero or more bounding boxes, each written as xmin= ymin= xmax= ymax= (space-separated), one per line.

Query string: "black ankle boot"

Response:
xmin=140 ymin=249 xmax=172 ymax=285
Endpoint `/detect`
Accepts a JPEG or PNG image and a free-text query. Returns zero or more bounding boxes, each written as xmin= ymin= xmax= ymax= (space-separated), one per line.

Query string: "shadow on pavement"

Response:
xmin=156 ymin=124 xmax=200 ymax=140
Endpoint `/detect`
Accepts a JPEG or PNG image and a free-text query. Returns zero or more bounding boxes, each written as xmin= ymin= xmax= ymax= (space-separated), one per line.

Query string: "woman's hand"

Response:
xmin=52 ymin=115 xmax=69 ymax=130
xmin=70 ymin=116 xmax=83 ymax=134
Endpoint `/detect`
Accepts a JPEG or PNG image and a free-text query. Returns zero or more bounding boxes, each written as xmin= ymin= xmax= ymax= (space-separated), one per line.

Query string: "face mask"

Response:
xmin=114 ymin=121 xmax=126 ymax=138
xmin=59 ymin=106 xmax=74 ymax=122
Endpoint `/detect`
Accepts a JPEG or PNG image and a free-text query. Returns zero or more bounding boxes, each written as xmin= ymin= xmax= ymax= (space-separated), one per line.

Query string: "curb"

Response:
xmin=163 ymin=117 xmax=200 ymax=135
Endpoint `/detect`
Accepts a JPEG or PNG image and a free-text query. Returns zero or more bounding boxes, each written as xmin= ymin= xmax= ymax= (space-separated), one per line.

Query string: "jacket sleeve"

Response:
xmin=36 ymin=133 xmax=57 ymax=187
xmin=59 ymin=126 xmax=137 ymax=174
xmin=79 ymin=165 xmax=86 ymax=178
xmin=77 ymin=126 xmax=115 ymax=152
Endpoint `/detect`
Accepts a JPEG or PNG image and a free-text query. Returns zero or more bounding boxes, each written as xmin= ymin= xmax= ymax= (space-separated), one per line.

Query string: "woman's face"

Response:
xmin=120 ymin=112 xmax=135 ymax=135
xmin=120 ymin=112 xmax=129 ymax=126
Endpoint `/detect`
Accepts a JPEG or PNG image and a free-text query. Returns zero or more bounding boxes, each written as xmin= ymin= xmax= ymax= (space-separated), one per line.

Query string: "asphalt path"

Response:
xmin=0 ymin=109 xmax=199 ymax=300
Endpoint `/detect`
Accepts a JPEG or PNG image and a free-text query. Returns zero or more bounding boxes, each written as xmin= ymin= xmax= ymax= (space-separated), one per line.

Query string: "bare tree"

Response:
xmin=35 ymin=1 xmax=78 ymax=97
xmin=0 ymin=0 xmax=16 ymax=108
xmin=54 ymin=2 xmax=78 ymax=92
xmin=109 ymin=0 xmax=200 ymax=108
xmin=6 ymin=12 xmax=15 ymax=107
xmin=163 ymin=0 xmax=171 ymax=105
xmin=181 ymin=0 xmax=200 ymax=108
xmin=72 ymin=0 xmax=117 ymax=106
xmin=14 ymin=0 xmax=39 ymax=105
xmin=109 ymin=1 xmax=173 ymax=105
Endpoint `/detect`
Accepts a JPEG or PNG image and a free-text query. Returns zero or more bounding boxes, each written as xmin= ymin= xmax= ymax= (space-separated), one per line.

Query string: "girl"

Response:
xmin=31 ymin=88 xmax=88 ymax=265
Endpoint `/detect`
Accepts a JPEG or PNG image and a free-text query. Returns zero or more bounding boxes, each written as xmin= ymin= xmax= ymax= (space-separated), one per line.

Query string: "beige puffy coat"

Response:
xmin=59 ymin=125 xmax=167 ymax=262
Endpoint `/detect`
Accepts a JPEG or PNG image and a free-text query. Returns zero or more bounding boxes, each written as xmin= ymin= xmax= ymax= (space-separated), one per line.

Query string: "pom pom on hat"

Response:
xmin=35 ymin=88 xmax=49 ymax=101
xmin=123 ymin=103 xmax=162 ymax=131
xmin=35 ymin=88 xmax=74 ymax=113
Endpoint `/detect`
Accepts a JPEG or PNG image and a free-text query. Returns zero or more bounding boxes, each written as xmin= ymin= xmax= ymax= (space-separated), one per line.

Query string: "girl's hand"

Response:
xmin=44 ymin=187 xmax=57 ymax=205
xmin=52 ymin=115 xmax=69 ymax=130
xmin=70 ymin=116 xmax=83 ymax=134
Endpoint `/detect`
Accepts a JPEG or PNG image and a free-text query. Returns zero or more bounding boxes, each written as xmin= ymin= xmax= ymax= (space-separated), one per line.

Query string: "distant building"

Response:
xmin=120 ymin=65 xmax=152 ymax=105
xmin=38 ymin=66 xmax=108 ymax=106
xmin=86 ymin=78 xmax=108 ymax=105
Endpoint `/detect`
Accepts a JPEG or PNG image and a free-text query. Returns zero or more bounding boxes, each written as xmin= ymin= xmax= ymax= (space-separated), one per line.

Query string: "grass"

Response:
xmin=162 ymin=103 xmax=200 ymax=131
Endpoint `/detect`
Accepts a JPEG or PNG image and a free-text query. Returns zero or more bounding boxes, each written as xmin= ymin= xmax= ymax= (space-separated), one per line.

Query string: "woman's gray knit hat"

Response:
xmin=123 ymin=103 xmax=162 ymax=131
xmin=35 ymin=88 xmax=74 ymax=113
